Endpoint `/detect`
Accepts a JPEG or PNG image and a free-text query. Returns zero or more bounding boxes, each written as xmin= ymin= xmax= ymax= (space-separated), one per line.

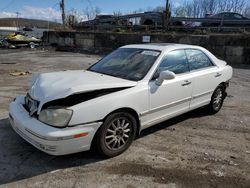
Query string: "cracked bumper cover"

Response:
xmin=9 ymin=96 xmax=102 ymax=155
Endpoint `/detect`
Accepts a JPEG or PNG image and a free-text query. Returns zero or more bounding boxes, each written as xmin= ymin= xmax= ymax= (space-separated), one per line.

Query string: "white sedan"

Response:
xmin=9 ymin=44 xmax=233 ymax=157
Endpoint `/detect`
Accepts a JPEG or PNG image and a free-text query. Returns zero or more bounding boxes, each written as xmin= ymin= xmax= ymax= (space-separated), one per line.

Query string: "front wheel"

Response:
xmin=208 ymin=85 xmax=225 ymax=114
xmin=96 ymin=112 xmax=137 ymax=158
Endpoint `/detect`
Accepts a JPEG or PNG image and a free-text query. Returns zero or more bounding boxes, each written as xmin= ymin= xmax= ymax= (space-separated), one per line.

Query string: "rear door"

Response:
xmin=185 ymin=49 xmax=222 ymax=110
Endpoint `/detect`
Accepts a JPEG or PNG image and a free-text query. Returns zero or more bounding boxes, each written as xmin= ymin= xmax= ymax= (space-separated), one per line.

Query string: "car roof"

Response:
xmin=122 ymin=43 xmax=227 ymax=68
xmin=213 ymin=12 xmax=243 ymax=17
xmin=121 ymin=43 xmax=202 ymax=51
xmin=219 ymin=12 xmax=240 ymax=14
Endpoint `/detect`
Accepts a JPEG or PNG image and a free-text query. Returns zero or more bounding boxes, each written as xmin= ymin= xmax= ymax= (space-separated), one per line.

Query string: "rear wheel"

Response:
xmin=143 ymin=19 xmax=154 ymax=25
xmin=96 ymin=112 xmax=137 ymax=158
xmin=208 ymin=85 xmax=225 ymax=114
xmin=29 ymin=42 xmax=35 ymax=49
xmin=172 ymin=21 xmax=182 ymax=26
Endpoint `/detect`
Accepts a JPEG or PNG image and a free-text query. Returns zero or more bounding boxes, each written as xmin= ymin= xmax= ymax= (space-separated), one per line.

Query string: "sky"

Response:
xmin=0 ymin=0 xmax=177 ymax=21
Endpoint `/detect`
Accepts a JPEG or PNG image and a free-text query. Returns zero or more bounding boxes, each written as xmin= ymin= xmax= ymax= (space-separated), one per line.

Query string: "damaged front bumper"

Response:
xmin=9 ymin=96 xmax=102 ymax=155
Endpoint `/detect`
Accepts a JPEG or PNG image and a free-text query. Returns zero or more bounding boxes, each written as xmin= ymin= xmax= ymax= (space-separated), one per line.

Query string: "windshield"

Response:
xmin=88 ymin=48 xmax=160 ymax=81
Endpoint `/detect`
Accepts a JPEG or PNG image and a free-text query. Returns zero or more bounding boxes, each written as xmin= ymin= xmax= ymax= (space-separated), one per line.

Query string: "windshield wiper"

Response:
xmin=101 ymin=72 xmax=120 ymax=78
xmin=88 ymin=69 xmax=130 ymax=80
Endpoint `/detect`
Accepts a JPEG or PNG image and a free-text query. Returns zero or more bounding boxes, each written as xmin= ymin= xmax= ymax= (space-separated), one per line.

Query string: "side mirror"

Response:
xmin=155 ymin=70 xmax=175 ymax=86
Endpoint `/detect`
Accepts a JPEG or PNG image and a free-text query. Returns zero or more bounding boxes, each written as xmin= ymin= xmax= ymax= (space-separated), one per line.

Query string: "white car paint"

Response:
xmin=29 ymin=70 xmax=137 ymax=113
xmin=9 ymin=96 xmax=102 ymax=155
xmin=146 ymin=72 xmax=194 ymax=128
xmin=9 ymin=43 xmax=233 ymax=155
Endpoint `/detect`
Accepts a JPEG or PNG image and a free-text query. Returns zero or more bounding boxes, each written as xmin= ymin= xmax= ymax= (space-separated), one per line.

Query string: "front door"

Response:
xmin=144 ymin=49 xmax=193 ymax=127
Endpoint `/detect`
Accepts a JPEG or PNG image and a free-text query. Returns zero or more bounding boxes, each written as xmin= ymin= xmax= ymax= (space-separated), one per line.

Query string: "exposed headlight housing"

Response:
xmin=38 ymin=108 xmax=73 ymax=128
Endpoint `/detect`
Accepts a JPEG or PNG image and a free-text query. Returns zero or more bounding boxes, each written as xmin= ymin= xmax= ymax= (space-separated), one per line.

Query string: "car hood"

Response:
xmin=28 ymin=70 xmax=137 ymax=107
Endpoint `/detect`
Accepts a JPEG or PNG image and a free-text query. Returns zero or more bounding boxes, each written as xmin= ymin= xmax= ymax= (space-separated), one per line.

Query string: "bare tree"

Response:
xmin=113 ymin=11 xmax=123 ymax=17
xmin=244 ymin=6 xmax=250 ymax=17
xmin=84 ymin=7 xmax=91 ymax=20
xmin=200 ymin=0 xmax=217 ymax=15
xmin=66 ymin=14 xmax=77 ymax=27
xmin=217 ymin=0 xmax=246 ymax=13
xmin=131 ymin=0 xmax=248 ymax=18
xmin=174 ymin=6 xmax=187 ymax=17
xmin=153 ymin=6 xmax=165 ymax=12
xmin=83 ymin=6 xmax=101 ymax=20
xmin=131 ymin=8 xmax=144 ymax=14
xmin=94 ymin=6 xmax=101 ymax=16
xmin=65 ymin=9 xmax=86 ymax=27
xmin=192 ymin=0 xmax=202 ymax=17
xmin=173 ymin=0 xmax=247 ymax=18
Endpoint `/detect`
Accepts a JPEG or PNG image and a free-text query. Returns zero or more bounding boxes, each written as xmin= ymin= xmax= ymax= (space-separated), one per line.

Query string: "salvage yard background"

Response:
xmin=0 ymin=49 xmax=249 ymax=187
xmin=44 ymin=31 xmax=250 ymax=65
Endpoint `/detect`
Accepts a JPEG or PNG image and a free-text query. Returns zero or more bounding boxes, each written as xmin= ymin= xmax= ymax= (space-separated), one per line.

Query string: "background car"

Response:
xmin=202 ymin=12 xmax=250 ymax=26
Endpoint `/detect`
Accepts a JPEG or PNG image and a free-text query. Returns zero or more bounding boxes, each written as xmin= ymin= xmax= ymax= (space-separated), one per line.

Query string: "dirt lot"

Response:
xmin=0 ymin=49 xmax=249 ymax=188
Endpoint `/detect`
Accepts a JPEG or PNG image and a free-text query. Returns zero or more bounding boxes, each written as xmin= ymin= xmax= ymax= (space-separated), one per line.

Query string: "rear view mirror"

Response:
xmin=155 ymin=70 xmax=175 ymax=86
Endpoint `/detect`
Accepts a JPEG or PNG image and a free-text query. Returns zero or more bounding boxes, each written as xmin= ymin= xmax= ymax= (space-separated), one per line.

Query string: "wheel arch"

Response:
xmin=220 ymin=82 xmax=227 ymax=89
xmin=90 ymin=107 xmax=141 ymax=150
xmin=103 ymin=107 xmax=141 ymax=137
xmin=211 ymin=82 xmax=227 ymax=102
xmin=218 ymin=82 xmax=227 ymax=97
xmin=143 ymin=19 xmax=154 ymax=25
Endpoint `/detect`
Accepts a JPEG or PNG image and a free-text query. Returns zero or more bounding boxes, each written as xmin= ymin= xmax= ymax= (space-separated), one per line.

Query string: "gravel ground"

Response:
xmin=0 ymin=49 xmax=249 ymax=188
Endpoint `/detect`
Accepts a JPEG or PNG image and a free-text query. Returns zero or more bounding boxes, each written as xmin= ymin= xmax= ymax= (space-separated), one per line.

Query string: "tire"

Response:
xmin=172 ymin=21 xmax=182 ymax=26
xmin=29 ymin=42 xmax=35 ymax=49
xmin=208 ymin=85 xmax=225 ymax=114
xmin=143 ymin=19 xmax=154 ymax=25
xmin=96 ymin=112 xmax=137 ymax=158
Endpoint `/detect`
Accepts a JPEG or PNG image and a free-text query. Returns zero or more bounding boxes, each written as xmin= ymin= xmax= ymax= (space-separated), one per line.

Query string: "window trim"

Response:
xmin=184 ymin=48 xmax=216 ymax=72
xmin=150 ymin=49 xmax=190 ymax=80
xmin=233 ymin=13 xmax=243 ymax=19
xmin=149 ymin=48 xmax=218 ymax=81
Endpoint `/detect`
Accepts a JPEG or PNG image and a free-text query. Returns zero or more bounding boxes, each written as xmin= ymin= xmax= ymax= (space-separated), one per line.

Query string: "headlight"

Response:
xmin=38 ymin=108 xmax=73 ymax=128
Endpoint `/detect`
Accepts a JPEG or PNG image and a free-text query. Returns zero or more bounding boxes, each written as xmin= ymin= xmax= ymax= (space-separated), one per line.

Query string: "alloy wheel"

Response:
xmin=105 ymin=118 xmax=131 ymax=150
xmin=213 ymin=89 xmax=223 ymax=110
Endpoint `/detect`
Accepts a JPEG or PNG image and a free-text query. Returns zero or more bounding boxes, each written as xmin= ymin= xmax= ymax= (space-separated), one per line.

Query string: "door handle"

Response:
xmin=182 ymin=80 xmax=192 ymax=86
xmin=215 ymin=73 xmax=222 ymax=77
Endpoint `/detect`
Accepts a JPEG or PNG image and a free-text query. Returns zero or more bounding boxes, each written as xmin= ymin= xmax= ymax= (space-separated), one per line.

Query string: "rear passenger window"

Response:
xmin=185 ymin=49 xmax=214 ymax=71
xmin=157 ymin=50 xmax=189 ymax=75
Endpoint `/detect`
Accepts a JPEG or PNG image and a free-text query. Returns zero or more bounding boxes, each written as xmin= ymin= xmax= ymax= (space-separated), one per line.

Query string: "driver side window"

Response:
xmin=154 ymin=50 xmax=189 ymax=78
